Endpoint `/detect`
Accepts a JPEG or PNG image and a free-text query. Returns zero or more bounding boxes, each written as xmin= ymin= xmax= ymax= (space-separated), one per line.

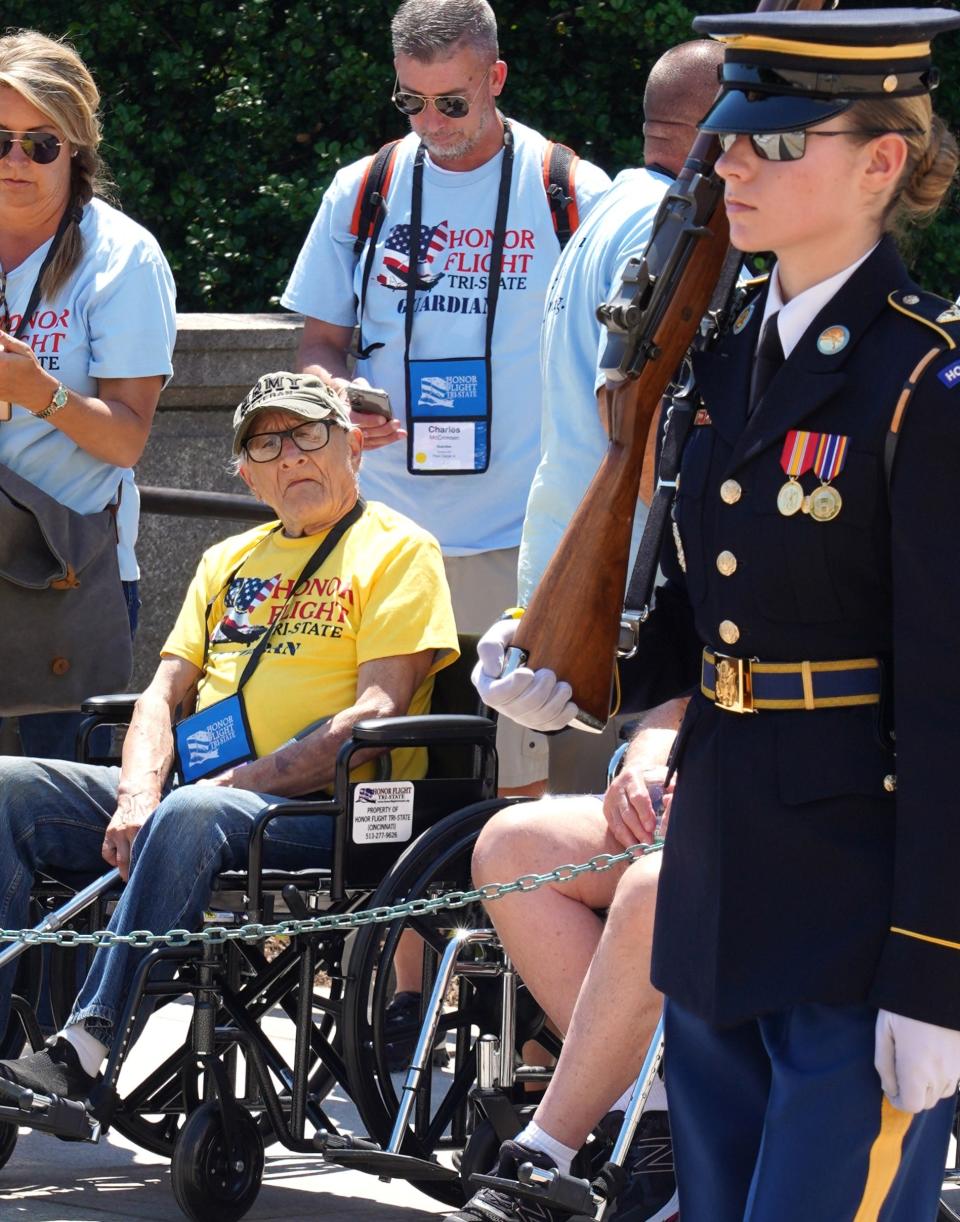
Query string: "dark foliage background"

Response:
xmin=8 ymin=0 xmax=960 ymax=309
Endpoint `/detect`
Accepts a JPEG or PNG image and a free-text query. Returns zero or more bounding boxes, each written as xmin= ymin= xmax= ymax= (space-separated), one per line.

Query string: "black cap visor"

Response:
xmin=700 ymin=88 xmax=851 ymax=134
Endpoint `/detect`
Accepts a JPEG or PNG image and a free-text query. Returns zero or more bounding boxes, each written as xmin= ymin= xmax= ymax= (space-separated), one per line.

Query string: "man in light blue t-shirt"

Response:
xmin=282 ymin=0 xmax=608 ymax=801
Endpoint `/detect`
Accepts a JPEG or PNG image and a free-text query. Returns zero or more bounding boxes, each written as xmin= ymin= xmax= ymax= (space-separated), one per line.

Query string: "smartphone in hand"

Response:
xmin=346 ymin=385 xmax=393 ymax=421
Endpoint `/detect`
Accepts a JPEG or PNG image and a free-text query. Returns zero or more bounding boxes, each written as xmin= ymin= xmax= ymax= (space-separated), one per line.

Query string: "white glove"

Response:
xmin=471 ymin=619 xmax=579 ymax=732
xmin=875 ymin=1009 xmax=960 ymax=1112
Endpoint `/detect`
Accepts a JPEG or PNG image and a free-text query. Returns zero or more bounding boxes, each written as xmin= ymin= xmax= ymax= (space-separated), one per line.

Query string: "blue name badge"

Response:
xmin=409 ymin=358 xmax=487 ymax=418
xmin=174 ymin=693 xmax=255 ymax=784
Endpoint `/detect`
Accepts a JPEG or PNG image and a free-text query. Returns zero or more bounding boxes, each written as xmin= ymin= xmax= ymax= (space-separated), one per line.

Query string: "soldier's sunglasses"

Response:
xmin=0 ymin=130 xmax=63 ymax=164
xmin=392 ymin=70 xmax=490 ymax=119
xmin=716 ymin=127 xmax=921 ymax=162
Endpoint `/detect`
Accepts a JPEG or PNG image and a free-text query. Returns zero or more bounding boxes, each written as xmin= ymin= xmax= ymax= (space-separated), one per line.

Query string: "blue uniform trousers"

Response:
xmin=664 ymin=998 xmax=954 ymax=1221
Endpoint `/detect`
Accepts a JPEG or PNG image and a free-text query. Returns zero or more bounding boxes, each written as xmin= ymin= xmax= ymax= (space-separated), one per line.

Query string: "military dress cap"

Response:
xmin=693 ymin=8 xmax=960 ymax=134
xmin=232 ymin=371 xmax=353 ymax=454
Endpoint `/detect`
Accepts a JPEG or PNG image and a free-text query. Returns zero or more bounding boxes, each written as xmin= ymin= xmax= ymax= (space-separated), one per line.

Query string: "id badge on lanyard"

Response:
xmin=402 ymin=128 xmax=514 ymax=476
xmin=175 ymin=692 xmax=255 ymax=784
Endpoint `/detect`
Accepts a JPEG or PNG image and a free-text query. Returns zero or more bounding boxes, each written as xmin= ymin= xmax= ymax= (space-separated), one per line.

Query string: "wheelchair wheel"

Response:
xmin=0 ymin=947 xmax=43 ymax=1058
xmin=939 ymin=1094 xmax=960 ymax=1221
xmin=171 ymin=1100 xmax=264 ymax=1222
xmin=0 ymin=1120 xmax=17 ymax=1171
xmin=342 ymin=798 xmax=552 ymax=1205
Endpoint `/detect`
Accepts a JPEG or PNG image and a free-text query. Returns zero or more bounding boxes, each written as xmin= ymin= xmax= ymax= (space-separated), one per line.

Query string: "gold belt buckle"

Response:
xmin=713 ymin=653 xmax=756 ymax=714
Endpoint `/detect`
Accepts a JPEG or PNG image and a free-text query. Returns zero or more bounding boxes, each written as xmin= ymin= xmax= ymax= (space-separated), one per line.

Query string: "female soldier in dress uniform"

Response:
xmin=621 ymin=8 xmax=960 ymax=1218
xmin=472 ymin=6 xmax=960 ymax=1219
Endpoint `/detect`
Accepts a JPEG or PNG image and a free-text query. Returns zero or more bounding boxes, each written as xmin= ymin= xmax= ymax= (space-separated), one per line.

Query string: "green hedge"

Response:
xmin=7 ymin=0 xmax=960 ymax=308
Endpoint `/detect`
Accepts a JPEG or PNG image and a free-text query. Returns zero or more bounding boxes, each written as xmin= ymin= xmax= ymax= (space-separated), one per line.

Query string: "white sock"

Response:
xmin=611 ymin=1071 xmax=668 ymax=1115
xmin=514 ymin=1120 xmax=577 ymax=1175
xmin=61 ymin=1024 xmax=107 ymax=1077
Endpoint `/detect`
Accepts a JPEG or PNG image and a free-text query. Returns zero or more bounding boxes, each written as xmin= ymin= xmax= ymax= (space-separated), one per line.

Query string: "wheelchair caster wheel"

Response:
xmin=0 ymin=1121 xmax=17 ymax=1171
xmin=171 ymin=1101 xmax=264 ymax=1222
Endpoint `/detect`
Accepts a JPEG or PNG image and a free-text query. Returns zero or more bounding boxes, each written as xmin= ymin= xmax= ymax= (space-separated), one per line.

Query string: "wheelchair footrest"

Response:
xmin=471 ymin=1167 xmax=597 ymax=1216
xmin=315 ymin=1132 xmax=458 ymax=1182
xmin=0 ymin=1088 xmax=100 ymax=1144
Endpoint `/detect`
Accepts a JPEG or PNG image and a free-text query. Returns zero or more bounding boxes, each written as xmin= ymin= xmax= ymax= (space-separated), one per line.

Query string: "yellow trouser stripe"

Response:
xmin=891 ymin=925 xmax=960 ymax=952
xmin=852 ymin=1097 xmax=913 ymax=1222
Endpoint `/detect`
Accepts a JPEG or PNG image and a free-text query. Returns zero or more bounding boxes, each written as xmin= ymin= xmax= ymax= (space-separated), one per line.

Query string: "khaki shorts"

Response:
xmin=443 ymin=547 xmax=549 ymax=789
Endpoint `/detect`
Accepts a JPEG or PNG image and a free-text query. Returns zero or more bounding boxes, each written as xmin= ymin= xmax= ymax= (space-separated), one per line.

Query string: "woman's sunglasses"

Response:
xmin=717 ymin=127 xmax=921 ymax=163
xmin=0 ymin=130 xmax=63 ymax=165
xmin=392 ymin=69 xmax=490 ymax=119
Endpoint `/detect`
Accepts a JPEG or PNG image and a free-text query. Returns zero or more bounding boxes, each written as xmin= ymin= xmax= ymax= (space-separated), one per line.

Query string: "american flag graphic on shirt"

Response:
xmin=383 ymin=221 xmax=449 ymax=277
xmin=211 ymin=573 xmax=281 ymax=644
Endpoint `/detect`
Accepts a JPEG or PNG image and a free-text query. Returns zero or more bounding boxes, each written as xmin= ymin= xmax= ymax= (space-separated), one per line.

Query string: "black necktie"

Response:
xmin=750 ymin=311 xmax=784 ymax=413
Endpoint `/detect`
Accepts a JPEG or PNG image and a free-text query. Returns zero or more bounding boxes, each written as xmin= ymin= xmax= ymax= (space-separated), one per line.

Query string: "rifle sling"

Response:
xmin=623 ymin=397 xmax=696 ymax=615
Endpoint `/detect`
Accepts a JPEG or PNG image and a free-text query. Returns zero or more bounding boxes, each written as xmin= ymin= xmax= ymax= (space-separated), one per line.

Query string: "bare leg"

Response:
xmin=533 ymin=854 xmax=662 ymax=1148
xmin=472 ymin=797 xmax=629 ymax=1037
xmin=393 ymin=928 xmax=426 ymax=994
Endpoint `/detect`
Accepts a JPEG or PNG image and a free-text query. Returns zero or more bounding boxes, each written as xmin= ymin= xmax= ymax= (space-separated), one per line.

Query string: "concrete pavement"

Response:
xmin=0 ymin=998 xmax=452 ymax=1222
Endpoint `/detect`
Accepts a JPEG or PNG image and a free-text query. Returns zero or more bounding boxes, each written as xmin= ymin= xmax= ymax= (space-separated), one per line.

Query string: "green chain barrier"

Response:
xmin=0 ymin=841 xmax=663 ymax=951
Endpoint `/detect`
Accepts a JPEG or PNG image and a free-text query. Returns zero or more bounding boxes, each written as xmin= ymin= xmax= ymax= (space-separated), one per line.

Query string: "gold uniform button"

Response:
xmin=883 ymin=774 xmax=897 ymax=793
xmin=716 ymin=550 xmax=738 ymax=577
xmin=719 ymin=620 xmax=740 ymax=645
xmin=720 ymin=479 xmax=742 ymax=505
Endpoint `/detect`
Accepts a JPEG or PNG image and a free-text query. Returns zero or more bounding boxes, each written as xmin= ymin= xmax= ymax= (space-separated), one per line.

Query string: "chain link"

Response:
xmin=0 ymin=841 xmax=662 ymax=951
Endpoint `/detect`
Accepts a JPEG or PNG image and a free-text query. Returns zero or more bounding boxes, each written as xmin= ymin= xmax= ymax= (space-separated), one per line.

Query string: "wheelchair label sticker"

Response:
xmin=352 ymin=782 xmax=415 ymax=844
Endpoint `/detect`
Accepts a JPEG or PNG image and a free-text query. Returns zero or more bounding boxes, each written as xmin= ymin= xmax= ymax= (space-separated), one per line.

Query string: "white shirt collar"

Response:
xmin=759 ymin=243 xmax=879 ymax=359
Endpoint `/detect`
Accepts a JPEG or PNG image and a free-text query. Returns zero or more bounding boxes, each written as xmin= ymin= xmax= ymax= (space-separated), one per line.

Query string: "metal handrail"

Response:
xmin=139 ymin=485 xmax=274 ymax=522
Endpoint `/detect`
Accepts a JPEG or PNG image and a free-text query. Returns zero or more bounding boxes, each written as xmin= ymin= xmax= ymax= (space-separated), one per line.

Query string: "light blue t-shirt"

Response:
xmin=517 ymin=167 xmax=672 ymax=604
xmin=282 ymin=120 xmax=609 ymax=555
xmin=0 ymin=197 xmax=176 ymax=578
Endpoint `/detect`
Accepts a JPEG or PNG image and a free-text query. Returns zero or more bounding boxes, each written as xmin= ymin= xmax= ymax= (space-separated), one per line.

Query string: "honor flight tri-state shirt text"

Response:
xmin=161 ymin=501 xmax=459 ymax=780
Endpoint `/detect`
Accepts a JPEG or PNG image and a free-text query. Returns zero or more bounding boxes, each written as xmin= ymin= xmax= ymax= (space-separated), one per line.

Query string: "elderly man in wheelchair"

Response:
xmin=0 ymin=370 xmax=458 ymax=1105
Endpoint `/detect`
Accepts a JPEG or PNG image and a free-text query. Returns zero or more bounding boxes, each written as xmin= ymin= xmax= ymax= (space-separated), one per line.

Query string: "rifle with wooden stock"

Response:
xmin=504 ymin=0 xmax=826 ymax=731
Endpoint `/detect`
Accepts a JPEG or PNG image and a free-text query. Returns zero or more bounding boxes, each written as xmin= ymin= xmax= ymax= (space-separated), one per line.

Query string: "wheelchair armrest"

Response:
xmin=80 ymin=693 xmax=141 ymax=718
xmin=351 ymin=714 xmax=496 ymax=747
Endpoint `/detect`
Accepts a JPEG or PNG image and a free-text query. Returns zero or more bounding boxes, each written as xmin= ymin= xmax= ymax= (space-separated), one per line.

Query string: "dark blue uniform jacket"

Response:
xmin=621 ymin=235 xmax=960 ymax=1029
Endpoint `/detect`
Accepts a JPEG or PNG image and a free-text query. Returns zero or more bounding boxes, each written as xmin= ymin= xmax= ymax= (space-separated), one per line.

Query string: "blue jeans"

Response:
xmin=0 ymin=755 xmax=334 ymax=1051
xmin=15 ymin=580 xmax=141 ymax=761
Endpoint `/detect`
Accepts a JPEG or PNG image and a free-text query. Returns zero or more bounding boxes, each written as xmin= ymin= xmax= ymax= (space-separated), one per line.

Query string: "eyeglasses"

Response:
xmin=392 ymin=69 xmax=490 ymax=119
xmin=0 ymin=130 xmax=63 ymax=165
xmin=243 ymin=419 xmax=333 ymax=463
xmin=716 ymin=127 xmax=922 ymax=163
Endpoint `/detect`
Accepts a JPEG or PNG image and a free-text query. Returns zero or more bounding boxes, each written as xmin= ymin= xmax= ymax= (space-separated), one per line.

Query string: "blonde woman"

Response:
xmin=0 ymin=30 xmax=175 ymax=757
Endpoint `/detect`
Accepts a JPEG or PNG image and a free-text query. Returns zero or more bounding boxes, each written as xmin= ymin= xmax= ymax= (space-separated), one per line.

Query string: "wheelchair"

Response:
xmin=0 ymin=631 xmax=545 ymax=1221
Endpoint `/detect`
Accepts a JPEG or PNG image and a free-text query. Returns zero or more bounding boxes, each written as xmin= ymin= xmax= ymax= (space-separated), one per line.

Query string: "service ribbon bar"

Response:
xmin=780 ymin=429 xmax=819 ymax=478
xmin=813 ymin=433 xmax=849 ymax=483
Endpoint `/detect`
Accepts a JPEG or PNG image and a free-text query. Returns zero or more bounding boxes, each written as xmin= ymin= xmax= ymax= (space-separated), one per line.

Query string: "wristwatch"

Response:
xmin=35 ymin=381 xmax=69 ymax=420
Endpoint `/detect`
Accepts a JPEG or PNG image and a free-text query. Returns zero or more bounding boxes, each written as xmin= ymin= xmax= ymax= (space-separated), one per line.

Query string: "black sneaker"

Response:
xmin=0 ymin=1036 xmax=98 ymax=1103
xmin=383 ymin=991 xmax=450 ymax=1073
xmin=446 ymin=1139 xmax=561 ymax=1222
xmin=605 ymin=1110 xmax=677 ymax=1222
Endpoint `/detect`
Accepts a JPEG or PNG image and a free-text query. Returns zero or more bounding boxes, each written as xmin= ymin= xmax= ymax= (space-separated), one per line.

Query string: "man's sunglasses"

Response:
xmin=0 ymin=130 xmax=63 ymax=165
xmin=716 ymin=127 xmax=921 ymax=163
xmin=392 ymin=69 xmax=490 ymax=119
xmin=243 ymin=419 xmax=333 ymax=463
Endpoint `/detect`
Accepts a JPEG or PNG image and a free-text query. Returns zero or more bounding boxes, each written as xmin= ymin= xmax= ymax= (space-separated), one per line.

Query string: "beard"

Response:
xmin=419 ymin=104 xmax=492 ymax=164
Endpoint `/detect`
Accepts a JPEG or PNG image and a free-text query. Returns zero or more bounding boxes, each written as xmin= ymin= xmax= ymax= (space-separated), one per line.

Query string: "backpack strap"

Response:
xmin=349 ymin=139 xmax=402 ymax=255
xmin=543 ymin=140 xmax=580 ymax=250
xmin=350 ymin=140 xmax=402 ymax=360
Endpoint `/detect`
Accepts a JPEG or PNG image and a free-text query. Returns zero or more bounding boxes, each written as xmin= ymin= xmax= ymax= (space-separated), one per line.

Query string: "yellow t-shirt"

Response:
xmin=162 ymin=500 xmax=459 ymax=781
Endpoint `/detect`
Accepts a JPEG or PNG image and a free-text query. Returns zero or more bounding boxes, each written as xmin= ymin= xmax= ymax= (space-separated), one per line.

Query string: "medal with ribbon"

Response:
xmin=804 ymin=432 xmax=849 ymax=522
xmin=777 ymin=430 xmax=818 ymax=516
